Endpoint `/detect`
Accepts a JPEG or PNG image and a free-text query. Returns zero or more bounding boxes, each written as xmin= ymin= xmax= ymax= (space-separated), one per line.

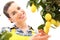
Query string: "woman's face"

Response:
xmin=7 ymin=3 xmax=27 ymax=23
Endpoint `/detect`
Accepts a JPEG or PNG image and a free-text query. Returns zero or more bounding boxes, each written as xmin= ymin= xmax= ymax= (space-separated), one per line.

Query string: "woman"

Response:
xmin=3 ymin=1 xmax=49 ymax=40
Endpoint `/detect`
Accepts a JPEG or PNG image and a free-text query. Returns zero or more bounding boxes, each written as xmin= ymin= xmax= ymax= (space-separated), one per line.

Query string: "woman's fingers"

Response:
xmin=31 ymin=35 xmax=50 ymax=40
xmin=39 ymin=35 xmax=50 ymax=40
xmin=30 ymin=32 xmax=50 ymax=40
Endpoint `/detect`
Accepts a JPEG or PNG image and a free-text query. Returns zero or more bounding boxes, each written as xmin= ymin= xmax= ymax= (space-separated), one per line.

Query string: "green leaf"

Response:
xmin=38 ymin=24 xmax=45 ymax=30
xmin=0 ymin=31 xmax=12 ymax=40
xmin=27 ymin=0 xmax=60 ymax=22
xmin=2 ymin=33 xmax=12 ymax=40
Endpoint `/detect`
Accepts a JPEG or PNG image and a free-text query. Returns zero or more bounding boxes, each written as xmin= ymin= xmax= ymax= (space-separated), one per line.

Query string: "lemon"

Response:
xmin=56 ymin=21 xmax=60 ymax=27
xmin=45 ymin=13 xmax=52 ymax=21
xmin=45 ymin=21 xmax=51 ymax=28
xmin=44 ymin=27 xmax=49 ymax=34
xmin=51 ymin=19 xmax=57 ymax=25
xmin=44 ymin=21 xmax=51 ymax=34
xmin=31 ymin=3 xmax=37 ymax=13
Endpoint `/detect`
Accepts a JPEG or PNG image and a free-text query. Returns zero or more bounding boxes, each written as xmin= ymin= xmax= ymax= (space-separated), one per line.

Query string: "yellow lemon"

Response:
xmin=45 ymin=13 xmax=52 ymax=21
xmin=31 ymin=4 xmax=37 ymax=13
xmin=56 ymin=21 xmax=60 ymax=27
xmin=45 ymin=21 xmax=51 ymax=28
xmin=44 ymin=27 xmax=49 ymax=34
xmin=51 ymin=19 xmax=57 ymax=25
xmin=44 ymin=21 xmax=51 ymax=34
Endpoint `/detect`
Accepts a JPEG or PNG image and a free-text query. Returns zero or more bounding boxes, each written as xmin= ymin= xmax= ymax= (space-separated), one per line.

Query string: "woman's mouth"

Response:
xmin=19 ymin=15 xmax=25 ymax=19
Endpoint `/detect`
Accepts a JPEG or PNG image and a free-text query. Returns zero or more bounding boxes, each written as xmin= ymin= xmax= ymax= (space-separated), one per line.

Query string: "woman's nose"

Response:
xmin=18 ymin=10 xmax=24 ymax=16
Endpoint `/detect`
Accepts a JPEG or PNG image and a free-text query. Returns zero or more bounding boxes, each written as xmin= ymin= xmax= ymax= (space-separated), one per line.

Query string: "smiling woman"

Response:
xmin=2 ymin=1 xmax=34 ymax=40
xmin=0 ymin=1 xmax=49 ymax=40
xmin=0 ymin=0 xmax=44 ymax=31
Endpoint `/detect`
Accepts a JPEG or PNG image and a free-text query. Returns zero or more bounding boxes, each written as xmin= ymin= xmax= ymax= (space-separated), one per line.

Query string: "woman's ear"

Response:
xmin=9 ymin=18 xmax=13 ymax=23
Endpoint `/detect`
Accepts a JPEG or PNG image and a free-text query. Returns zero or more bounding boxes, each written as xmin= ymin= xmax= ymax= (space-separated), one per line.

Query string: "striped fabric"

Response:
xmin=1 ymin=25 xmax=32 ymax=36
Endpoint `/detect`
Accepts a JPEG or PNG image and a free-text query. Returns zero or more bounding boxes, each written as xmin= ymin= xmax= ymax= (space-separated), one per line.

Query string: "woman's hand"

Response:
xmin=30 ymin=33 xmax=49 ymax=40
xmin=30 ymin=29 xmax=50 ymax=40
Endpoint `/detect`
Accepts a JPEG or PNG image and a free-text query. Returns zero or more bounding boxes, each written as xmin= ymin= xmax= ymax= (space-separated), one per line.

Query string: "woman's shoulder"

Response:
xmin=1 ymin=27 xmax=11 ymax=33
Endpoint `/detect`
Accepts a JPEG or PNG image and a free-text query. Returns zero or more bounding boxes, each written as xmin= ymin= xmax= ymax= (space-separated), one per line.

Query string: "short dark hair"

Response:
xmin=3 ymin=1 xmax=14 ymax=18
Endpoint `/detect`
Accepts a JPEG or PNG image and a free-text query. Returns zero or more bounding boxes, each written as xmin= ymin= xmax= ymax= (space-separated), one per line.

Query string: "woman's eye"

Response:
xmin=17 ymin=7 xmax=20 ymax=10
xmin=23 ymin=12 xmax=24 ymax=14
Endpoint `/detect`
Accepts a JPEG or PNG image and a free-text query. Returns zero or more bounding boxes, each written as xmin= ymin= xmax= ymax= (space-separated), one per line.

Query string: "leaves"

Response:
xmin=27 ymin=0 xmax=60 ymax=29
xmin=0 ymin=31 xmax=12 ymax=40
xmin=27 ymin=0 xmax=40 ymax=9
xmin=38 ymin=24 xmax=45 ymax=30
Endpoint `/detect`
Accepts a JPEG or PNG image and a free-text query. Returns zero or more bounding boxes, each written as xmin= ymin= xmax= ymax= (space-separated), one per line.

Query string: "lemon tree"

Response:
xmin=27 ymin=0 xmax=60 ymax=34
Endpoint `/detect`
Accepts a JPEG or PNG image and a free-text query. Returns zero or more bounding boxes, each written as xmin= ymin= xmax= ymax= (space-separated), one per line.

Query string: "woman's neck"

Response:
xmin=15 ymin=22 xmax=29 ymax=32
xmin=16 ymin=22 xmax=28 ymax=29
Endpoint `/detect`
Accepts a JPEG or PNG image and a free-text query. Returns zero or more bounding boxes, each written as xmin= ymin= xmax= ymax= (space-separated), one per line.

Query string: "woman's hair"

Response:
xmin=3 ymin=1 xmax=14 ymax=18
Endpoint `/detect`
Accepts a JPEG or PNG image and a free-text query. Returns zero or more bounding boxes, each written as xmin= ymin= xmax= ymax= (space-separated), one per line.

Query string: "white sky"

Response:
xmin=0 ymin=0 xmax=44 ymax=31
